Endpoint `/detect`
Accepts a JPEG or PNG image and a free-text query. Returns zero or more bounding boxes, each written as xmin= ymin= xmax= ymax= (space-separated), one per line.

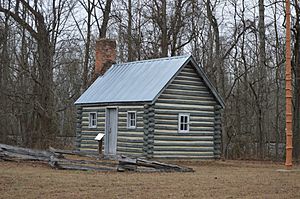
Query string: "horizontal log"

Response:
xmin=118 ymin=118 xmax=143 ymax=123
xmin=155 ymin=125 xmax=214 ymax=131
xmin=81 ymin=109 xmax=105 ymax=113
xmin=117 ymin=138 xmax=144 ymax=143
xmin=118 ymin=143 xmax=144 ymax=149
xmin=117 ymin=151 xmax=144 ymax=157
xmin=154 ymin=131 xmax=214 ymax=136
xmin=82 ymin=106 xmax=105 ymax=110
xmin=54 ymin=163 xmax=116 ymax=172
xmin=81 ymin=117 xmax=105 ymax=122
xmin=155 ymin=105 xmax=214 ymax=112
xmin=167 ymin=84 xmax=208 ymax=92
xmin=176 ymin=72 xmax=199 ymax=79
xmin=173 ymin=75 xmax=203 ymax=83
xmin=118 ymin=108 xmax=144 ymax=113
xmin=118 ymin=127 xmax=143 ymax=132
xmin=154 ymin=142 xmax=213 ymax=147
xmin=81 ymin=127 xmax=104 ymax=131
xmin=153 ymin=155 xmax=215 ymax=159
xmin=159 ymin=93 xmax=212 ymax=101
xmin=154 ymin=136 xmax=214 ymax=142
xmin=156 ymin=99 xmax=216 ymax=106
xmin=155 ymin=110 xmax=215 ymax=117
xmin=155 ymin=115 xmax=214 ymax=122
xmin=117 ymin=147 xmax=143 ymax=153
xmin=171 ymin=80 xmax=207 ymax=88
xmin=118 ymin=122 xmax=144 ymax=127
xmin=118 ymin=113 xmax=144 ymax=118
xmin=153 ymin=151 xmax=214 ymax=156
xmin=153 ymin=147 xmax=214 ymax=152
xmin=155 ymin=120 xmax=214 ymax=127
xmin=118 ymin=132 xmax=144 ymax=138
xmin=179 ymin=65 xmax=196 ymax=71
xmin=163 ymin=90 xmax=211 ymax=97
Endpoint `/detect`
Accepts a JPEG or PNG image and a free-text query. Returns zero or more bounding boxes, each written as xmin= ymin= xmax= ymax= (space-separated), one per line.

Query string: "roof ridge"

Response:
xmin=114 ymin=54 xmax=191 ymax=66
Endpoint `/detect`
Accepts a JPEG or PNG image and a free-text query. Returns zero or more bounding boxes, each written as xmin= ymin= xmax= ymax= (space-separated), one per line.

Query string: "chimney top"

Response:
xmin=94 ymin=38 xmax=116 ymax=80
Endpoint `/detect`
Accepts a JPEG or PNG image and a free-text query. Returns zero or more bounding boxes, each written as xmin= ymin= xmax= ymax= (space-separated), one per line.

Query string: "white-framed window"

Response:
xmin=89 ymin=112 xmax=97 ymax=128
xmin=127 ymin=111 xmax=136 ymax=129
xmin=178 ymin=113 xmax=190 ymax=133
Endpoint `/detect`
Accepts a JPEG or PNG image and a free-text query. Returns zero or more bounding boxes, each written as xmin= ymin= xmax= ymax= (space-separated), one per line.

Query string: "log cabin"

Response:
xmin=74 ymin=39 xmax=225 ymax=159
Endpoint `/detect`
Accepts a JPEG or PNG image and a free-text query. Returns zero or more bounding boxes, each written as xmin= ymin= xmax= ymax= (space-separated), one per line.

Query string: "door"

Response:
xmin=105 ymin=108 xmax=118 ymax=155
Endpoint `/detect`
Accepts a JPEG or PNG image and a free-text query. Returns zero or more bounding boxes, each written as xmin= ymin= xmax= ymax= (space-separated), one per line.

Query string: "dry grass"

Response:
xmin=0 ymin=160 xmax=299 ymax=199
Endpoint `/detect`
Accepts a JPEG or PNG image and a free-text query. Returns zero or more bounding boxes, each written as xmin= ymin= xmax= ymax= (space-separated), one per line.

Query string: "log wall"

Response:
xmin=153 ymin=64 xmax=219 ymax=159
xmin=77 ymin=104 xmax=144 ymax=156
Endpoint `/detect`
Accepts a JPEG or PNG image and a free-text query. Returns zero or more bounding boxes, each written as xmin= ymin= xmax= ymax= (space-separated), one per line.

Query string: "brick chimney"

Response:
xmin=94 ymin=38 xmax=116 ymax=79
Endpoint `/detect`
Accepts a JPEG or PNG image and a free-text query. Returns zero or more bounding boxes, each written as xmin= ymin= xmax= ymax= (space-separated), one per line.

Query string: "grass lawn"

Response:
xmin=0 ymin=160 xmax=299 ymax=199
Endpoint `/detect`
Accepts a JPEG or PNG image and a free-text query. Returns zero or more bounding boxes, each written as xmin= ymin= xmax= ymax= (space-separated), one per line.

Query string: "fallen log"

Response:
xmin=0 ymin=144 xmax=56 ymax=159
xmin=0 ymin=144 xmax=194 ymax=173
xmin=137 ymin=158 xmax=194 ymax=172
xmin=49 ymin=147 xmax=99 ymax=158
xmin=49 ymin=156 xmax=117 ymax=171
xmin=118 ymin=156 xmax=194 ymax=172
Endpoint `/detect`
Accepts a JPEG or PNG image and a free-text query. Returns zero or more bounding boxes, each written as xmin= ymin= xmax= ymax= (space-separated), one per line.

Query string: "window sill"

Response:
xmin=178 ymin=131 xmax=189 ymax=133
xmin=127 ymin=126 xmax=136 ymax=129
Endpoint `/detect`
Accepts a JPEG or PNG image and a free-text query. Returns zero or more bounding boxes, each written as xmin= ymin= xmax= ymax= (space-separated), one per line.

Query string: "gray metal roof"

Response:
xmin=75 ymin=55 xmax=225 ymax=108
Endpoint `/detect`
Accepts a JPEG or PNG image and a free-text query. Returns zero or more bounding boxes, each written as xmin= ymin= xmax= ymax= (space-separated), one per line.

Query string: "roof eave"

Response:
xmin=74 ymin=100 xmax=152 ymax=106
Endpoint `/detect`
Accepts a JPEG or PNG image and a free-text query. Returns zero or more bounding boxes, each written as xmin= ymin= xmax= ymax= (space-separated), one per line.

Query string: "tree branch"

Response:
xmin=0 ymin=6 xmax=38 ymax=39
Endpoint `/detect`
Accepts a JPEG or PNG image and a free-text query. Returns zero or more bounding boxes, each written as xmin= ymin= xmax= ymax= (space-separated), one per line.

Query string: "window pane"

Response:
xmin=179 ymin=114 xmax=189 ymax=132
xmin=90 ymin=113 xmax=96 ymax=127
xmin=128 ymin=112 xmax=136 ymax=128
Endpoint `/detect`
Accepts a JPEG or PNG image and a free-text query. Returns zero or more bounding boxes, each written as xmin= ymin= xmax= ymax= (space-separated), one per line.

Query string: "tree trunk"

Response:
xmin=82 ymin=0 xmax=93 ymax=91
xmin=99 ymin=0 xmax=113 ymax=38
xmin=127 ymin=0 xmax=133 ymax=61
xmin=258 ymin=0 xmax=266 ymax=159
xmin=161 ymin=0 xmax=168 ymax=57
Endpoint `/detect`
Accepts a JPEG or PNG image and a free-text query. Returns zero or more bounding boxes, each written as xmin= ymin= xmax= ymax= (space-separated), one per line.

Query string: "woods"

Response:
xmin=0 ymin=0 xmax=299 ymax=161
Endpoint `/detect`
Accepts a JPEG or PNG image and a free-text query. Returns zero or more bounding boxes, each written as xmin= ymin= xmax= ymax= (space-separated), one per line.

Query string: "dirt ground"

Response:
xmin=0 ymin=160 xmax=299 ymax=199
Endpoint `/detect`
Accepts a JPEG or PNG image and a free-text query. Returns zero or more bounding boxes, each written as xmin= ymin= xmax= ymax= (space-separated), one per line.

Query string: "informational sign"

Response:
xmin=95 ymin=133 xmax=105 ymax=141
